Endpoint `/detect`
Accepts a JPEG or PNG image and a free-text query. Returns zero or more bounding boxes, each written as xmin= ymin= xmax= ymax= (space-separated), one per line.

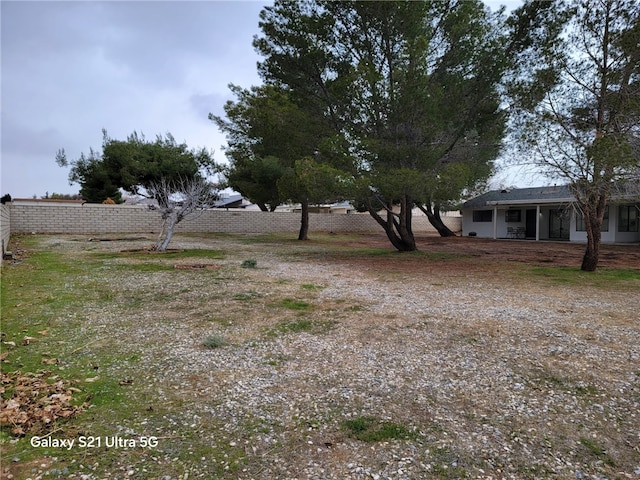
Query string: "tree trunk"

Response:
xmin=298 ymin=200 xmax=309 ymax=240
xmin=398 ymin=194 xmax=416 ymax=250
xmin=581 ymin=213 xmax=601 ymax=271
xmin=155 ymin=212 xmax=179 ymax=252
xmin=366 ymin=195 xmax=416 ymax=251
xmin=417 ymin=203 xmax=457 ymax=237
xmin=580 ymin=199 xmax=605 ymax=271
xmin=258 ymin=202 xmax=278 ymax=212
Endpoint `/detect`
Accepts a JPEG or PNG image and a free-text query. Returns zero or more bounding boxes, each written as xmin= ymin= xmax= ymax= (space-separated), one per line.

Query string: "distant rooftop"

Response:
xmin=213 ymin=194 xmax=252 ymax=209
xmin=11 ymin=198 xmax=85 ymax=205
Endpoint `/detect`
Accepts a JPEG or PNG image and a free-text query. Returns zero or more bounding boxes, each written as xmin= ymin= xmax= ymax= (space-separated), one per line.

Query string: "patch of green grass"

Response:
xmin=1 ymin=252 xmax=100 ymax=374
xmin=301 ymin=283 xmax=325 ymax=291
xmin=278 ymin=319 xmax=313 ymax=333
xmin=341 ymin=416 xmax=416 ymax=442
xmin=234 ymin=291 xmax=263 ymax=301
xmin=91 ymin=248 xmax=224 ymax=260
xmin=1 ymin=239 xmax=173 ymax=456
xmin=279 ymin=298 xmax=311 ymax=310
xmin=579 ymin=437 xmax=616 ymax=466
xmin=527 ymin=368 xmax=600 ymax=396
xmin=202 ymin=335 xmax=229 ymax=349
xmin=123 ymin=262 xmax=174 ymax=272
xmin=241 ymin=259 xmax=257 ymax=268
xmin=530 ymin=266 xmax=640 ymax=287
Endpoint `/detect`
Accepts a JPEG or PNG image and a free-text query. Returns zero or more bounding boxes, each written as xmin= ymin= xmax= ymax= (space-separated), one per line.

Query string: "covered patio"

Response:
xmin=462 ymin=186 xmax=640 ymax=243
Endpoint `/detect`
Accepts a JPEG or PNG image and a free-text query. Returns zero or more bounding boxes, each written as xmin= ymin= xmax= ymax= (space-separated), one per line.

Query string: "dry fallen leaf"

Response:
xmin=21 ymin=336 xmax=38 ymax=346
xmin=38 ymin=330 xmax=49 ymax=336
xmin=41 ymin=358 xmax=59 ymax=365
xmin=84 ymin=376 xmax=99 ymax=383
xmin=0 ymin=370 xmax=86 ymax=436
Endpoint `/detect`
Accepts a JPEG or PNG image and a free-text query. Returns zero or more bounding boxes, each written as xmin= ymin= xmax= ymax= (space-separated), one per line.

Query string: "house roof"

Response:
xmin=463 ymin=185 xmax=574 ymax=209
xmin=213 ymin=194 xmax=252 ymax=209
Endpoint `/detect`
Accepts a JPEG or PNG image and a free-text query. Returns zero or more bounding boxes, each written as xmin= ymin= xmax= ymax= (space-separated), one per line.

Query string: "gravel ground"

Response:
xmin=3 ymin=233 xmax=640 ymax=480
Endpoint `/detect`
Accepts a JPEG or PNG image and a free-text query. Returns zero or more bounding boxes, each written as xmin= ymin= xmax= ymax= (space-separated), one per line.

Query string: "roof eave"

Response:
xmin=485 ymin=198 xmax=575 ymax=206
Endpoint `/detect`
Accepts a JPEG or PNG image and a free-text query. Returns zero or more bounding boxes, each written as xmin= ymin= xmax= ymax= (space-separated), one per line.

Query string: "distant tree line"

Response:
xmin=40 ymin=192 xmax=83 ymax=200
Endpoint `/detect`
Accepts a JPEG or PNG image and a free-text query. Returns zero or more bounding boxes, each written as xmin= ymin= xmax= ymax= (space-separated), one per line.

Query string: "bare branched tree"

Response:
xmin=148 ymin=176 xmax=218 ymax=251
xmin=514 ymin=0 xmax=639 ymax=271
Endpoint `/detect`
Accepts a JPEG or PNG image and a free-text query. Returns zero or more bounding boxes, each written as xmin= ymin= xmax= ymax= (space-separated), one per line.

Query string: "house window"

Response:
xmin=505 ymin=210 xmax=521 ymax=222
xmin=618 ymin=205 xmax=639 ymax=232
xmin=473 ymin=210 xmax=493 ymax=222
xmin=575 ymin=206 xmax=609 ymax=232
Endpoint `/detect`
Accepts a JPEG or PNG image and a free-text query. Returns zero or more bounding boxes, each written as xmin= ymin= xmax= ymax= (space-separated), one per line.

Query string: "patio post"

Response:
xmin=493 ymin=206 xmax=498 ymax=239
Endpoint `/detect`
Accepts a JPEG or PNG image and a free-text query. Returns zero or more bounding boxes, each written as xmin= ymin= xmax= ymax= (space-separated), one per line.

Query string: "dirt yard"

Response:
xmin=1 ymin=232 xmax=639 ymax=480
xmin=337 ymin=233 xmax=640 ymax=269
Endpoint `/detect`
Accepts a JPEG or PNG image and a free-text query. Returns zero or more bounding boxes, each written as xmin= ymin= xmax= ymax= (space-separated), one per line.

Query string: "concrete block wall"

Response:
xmin=10 ymin=204 xmax=160 ymax=234
xmin=8 ymin=203 xmax=461 ymax=236
xmin=1 ymin=204 xmax=10 ymax=256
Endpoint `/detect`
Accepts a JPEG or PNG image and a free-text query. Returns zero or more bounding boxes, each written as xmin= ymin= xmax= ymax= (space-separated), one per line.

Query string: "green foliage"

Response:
xmin=241 ymin=259 xmax=257 ymax=268
xmin=341 ymin=416 xmax=416 ymax=442
xmin=212 ymin=85 xmax=342 ymax=212
xmin=277 ymin=157 xmax=352 ymax=206
xmin=202 ymin=335 xmax=229 ymax=349
xmin=56 ymin=147 xmax=123 ymax=203
xmin=530 ymin=266 xmax=640 ymax=287
xmin=56 ymin=130 xmax=216 ymax=203
xmin=504 ymin=1 xmax=572 ymax=110
xmin=41 ymin=192 xmax=83 ymax=200
xmin=251 ymin=0 xmax=546 ymax=249
xmin=275 ymin=319 xmax=313 ymax=333
xmin=212 ymin=84 xmax=348 ymax=239
xmin=226 ymin=156 xmax=285 ymax=212
xmin=279 ymin=298 xmax=310 ymax=310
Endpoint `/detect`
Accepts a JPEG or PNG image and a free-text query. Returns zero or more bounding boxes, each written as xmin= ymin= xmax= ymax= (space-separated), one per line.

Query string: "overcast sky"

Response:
xmin=1 ymin=0 xmax=532 ymax=199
